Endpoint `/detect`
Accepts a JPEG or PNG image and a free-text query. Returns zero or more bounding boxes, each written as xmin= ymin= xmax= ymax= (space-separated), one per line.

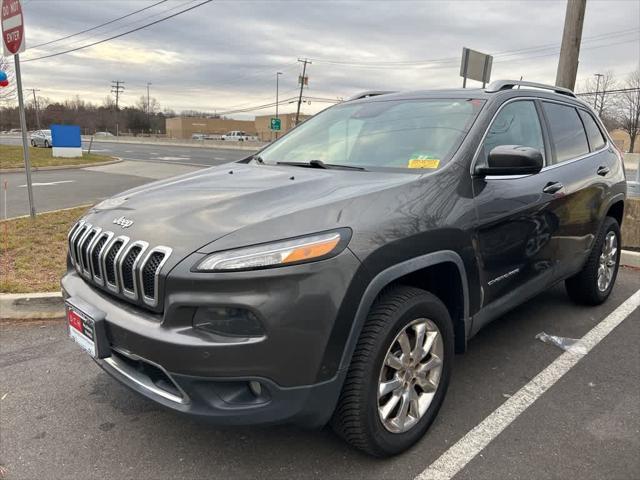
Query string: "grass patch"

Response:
xmin=0 ymin=206 xmax=88 ymax=293
xmin=0 ymin=145 xmax=113 ymax=169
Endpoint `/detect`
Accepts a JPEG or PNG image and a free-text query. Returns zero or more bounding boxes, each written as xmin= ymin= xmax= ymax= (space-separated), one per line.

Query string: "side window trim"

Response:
xmin=471 ymin=98 xmax=548 ymax=174
xmin=534 ymin=99 xmax=553 ymax=167
xmin=575 ymin=106 xmax=593 ymax=152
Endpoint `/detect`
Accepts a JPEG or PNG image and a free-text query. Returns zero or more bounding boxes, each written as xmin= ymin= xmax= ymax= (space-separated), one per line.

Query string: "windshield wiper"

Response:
xmin=252 ymin=154 xmax=265 ymax=164
xmin=276 ymin=159 xmax=366 ymax=171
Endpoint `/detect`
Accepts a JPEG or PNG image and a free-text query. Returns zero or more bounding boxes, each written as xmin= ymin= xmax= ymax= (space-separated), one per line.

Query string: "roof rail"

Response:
xmin=485 ymin=80 xmax=576 ymax=98
xmin=347 ymin=90 xmax=396 ymax=101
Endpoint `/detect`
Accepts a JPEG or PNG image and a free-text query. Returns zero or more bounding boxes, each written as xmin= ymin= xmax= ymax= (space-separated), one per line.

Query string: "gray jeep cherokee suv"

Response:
xmin=63 ymin=80 xmax=626 ymax=456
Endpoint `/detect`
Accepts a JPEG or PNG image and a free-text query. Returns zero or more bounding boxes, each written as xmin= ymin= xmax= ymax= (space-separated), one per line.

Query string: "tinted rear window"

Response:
xmin=542 ymin=102 xmax=589 ymax=163
xmin=578 ymin=110 xmax=606 ymax=151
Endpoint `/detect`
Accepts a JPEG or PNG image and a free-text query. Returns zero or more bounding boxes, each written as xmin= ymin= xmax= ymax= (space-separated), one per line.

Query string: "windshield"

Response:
xmin=259 ymin=98 xmax=484 ymax=170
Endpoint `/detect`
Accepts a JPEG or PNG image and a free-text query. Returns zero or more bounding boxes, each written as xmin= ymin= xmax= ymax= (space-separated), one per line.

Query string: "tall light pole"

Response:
xmin=146 ymin=82 xmax=152 ymax=133
xmin=275 ymin=71 xmax=282 ymax=139
xmin=594 ymin=73 xmax=603 ymax=110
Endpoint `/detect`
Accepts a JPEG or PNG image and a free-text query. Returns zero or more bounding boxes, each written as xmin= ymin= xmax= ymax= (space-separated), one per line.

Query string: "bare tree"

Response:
xmin=578 ymin=71 xmax=617 ymax=118
xmin=136 ymin=95 xmax=160 ymax=115
xmin=618 ymin=70 xmax=640 ymax=153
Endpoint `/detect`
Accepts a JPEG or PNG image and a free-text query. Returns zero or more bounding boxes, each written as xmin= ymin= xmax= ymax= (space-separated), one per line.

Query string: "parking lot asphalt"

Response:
xmin=1 ymin=269 xmax=638 ymax=480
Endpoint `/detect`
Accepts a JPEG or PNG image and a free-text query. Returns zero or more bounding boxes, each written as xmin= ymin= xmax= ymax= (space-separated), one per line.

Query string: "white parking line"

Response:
xmin=416 ymin=288 xmax=640 ymax=480
xmin=18 ymin=180 xmax=74 ymax=187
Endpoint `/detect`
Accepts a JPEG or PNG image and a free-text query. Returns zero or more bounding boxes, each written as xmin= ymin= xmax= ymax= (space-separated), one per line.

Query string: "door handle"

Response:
xmin=597 ymin=166 xmax=610 ymax=176
xmin=543 ymin=181 xmax=564 ymax=194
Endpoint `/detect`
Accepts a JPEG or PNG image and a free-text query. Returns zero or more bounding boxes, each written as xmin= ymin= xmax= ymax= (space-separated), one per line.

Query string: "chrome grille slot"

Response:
xmin=120 ymin=241 xmax=149 ymax=299
xmin=79 ymin=229 xmax=97 ymax=277
xmin=70 ymin=223 xmax=88 ymax=267
xmin=103 ymin=236 xmax=129 ymax=292
xmin=67 ymin=221 xmax=84 ymax=265
xmin=139 ymin=247 xmax=172 ymax=307
xmin=90 ymin=231 xmax=113 ymax=284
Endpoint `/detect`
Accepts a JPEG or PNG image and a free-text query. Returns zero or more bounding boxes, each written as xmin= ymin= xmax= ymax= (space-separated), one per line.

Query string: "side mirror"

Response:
xmin=476 ymin=145 xmax=543 ymax=176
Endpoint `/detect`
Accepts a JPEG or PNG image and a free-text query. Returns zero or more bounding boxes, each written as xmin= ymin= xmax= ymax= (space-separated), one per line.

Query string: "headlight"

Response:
xmin=196 ymin=230 xmax=349 ymax=272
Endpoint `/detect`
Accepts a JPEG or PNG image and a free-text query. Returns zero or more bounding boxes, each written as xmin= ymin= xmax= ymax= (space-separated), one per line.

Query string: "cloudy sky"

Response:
xmin=7 ymin=0 xmax=640 ymax=118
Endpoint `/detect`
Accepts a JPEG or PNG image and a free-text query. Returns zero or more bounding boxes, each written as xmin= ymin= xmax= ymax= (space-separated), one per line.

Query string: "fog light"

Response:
xmin=249 ymin=381 xmax=262 ymax=397
xmin=193 ymin=307 xmax=264 ymax=337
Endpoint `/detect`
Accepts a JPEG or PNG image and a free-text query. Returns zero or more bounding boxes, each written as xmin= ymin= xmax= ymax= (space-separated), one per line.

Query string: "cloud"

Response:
xmin=8 ymin=0 xmax=640 ymax=117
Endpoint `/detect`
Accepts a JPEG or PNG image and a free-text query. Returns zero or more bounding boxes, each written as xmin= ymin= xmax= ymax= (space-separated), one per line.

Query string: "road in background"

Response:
xmin=1 ymin=271 xmax=638 ymax=480
xmin=0 ymin=135 xmax=254 ymax=167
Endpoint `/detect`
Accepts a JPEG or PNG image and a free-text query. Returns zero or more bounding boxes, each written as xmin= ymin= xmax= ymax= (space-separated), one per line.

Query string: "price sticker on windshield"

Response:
xmin=408 ymin=154 xmax=440 ymax=169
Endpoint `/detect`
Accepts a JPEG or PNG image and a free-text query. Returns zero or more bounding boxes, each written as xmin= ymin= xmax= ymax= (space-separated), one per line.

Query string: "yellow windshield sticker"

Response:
xmin=408 ymin=156 xmax=440 ymax=169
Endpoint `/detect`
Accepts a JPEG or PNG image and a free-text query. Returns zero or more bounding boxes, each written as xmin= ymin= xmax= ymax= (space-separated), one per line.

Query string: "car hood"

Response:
xmin=81 ymin=162 xmax=418 ymax=262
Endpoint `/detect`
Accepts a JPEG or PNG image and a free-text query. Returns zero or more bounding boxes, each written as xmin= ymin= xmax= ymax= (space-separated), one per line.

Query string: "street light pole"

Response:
xmin=275 ymin=71 xmax=282 ymax=139
xmin=594 ymin=73 xmax=603 ymax=110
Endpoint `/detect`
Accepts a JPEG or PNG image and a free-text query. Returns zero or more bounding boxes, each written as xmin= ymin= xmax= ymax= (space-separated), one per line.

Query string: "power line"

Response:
xmin=29 ymin=0 xmax=169 ymax=50
xmin=22 ymin=0 xmax=213 ymax=63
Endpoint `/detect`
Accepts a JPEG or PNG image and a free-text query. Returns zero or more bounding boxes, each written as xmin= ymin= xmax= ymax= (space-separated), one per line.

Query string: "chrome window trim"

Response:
xmin=139 ymin=246 xmax=172 ymax=308
xmin=102 ymin=235 xmax=130 ymax=293
xmin=471 ymin=96 xmax=610 ymax=180
xmin=67 ymin=221 xmax=84 ymax=266
xmin=74 ymin=224 xmax=93 ymax=276
xmin=119 ymin=240 xmax=150 ymax=300
xmin=89 ymin=231 xmax=114 ymax=285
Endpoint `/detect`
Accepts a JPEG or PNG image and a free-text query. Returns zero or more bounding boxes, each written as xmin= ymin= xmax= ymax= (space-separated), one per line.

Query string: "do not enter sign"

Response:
xmin=2 ymin=0 xmax=25 ymax=56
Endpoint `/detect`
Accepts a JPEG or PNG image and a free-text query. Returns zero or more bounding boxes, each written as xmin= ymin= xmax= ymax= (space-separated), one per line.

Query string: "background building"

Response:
xmin=166 ymin=117 xmax=256 ymax=139
xmin=254 ymin=113 xmax=310 ymax=141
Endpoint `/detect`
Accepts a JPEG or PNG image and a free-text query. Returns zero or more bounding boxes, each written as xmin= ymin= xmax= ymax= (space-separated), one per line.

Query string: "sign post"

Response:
xmin=2 ymin=0 xmax=34 ymax=218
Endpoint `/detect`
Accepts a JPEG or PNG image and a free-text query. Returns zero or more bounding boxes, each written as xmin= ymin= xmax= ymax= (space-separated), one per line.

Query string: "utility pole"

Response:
xmin=28 ymin=87 xmax=41 ymax=130
xmin=593 ymin=73 xmax=604 ymax=111
xmin=555 ymin=0 xmax=587 ymax=90
xmin=295 ymin=58 xmax=311 ymax=126
xmin=146 ymin=82 xmax=152 ymax=133
xmin=275 ymin=71 xmax=282 ymax=140
xmin=110 ymin=80 xmax=125 ymax=136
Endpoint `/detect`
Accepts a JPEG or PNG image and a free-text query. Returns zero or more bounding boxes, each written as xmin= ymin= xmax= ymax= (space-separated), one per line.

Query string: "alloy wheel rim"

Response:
xmin=597 ymin=231 xmax=617 ymax=292
xmin=377 ymin=318 xmax=444 ymax=434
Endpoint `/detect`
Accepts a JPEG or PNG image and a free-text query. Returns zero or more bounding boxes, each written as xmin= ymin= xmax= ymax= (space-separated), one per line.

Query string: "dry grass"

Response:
xmin=0 ymin=145 xmax=112 ymax=169
xmin=0 ymin=206 xmax=88 ymax=293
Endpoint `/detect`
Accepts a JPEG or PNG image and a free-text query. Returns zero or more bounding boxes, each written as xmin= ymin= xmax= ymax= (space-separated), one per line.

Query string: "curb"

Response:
xmin=0 ymin=203 xmax=92 ymax=222
xmin=0 ymin=292 xmax=64 ymax=320
xmin=621 ymin=249 xmax=640 ymax=269
xmin=2 ymin=250 xmax=639 ymax=322
xmin=80 ymin=136 xmax=264 ymax=152
xmin=0 ymin=158 xmax=122 ymax=174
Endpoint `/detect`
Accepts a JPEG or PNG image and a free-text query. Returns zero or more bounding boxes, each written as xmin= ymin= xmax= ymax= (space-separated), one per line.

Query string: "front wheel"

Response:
xmin=331 ymin=286 xmax=454 ymax=457
xmin=44 ymin=140 xmax=50 ymax=148
xmin=565 ymin=216 xmax=621 ymax=305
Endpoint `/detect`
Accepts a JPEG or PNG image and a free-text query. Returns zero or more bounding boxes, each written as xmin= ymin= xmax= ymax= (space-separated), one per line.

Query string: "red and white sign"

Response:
xmin=2 ymin=0 xmax=25 ymax=56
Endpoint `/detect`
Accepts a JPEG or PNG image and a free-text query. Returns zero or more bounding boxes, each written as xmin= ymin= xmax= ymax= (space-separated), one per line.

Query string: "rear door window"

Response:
xmin=578 ymin=110 xmax=606 ymax=151
xmin=481 ymin=100 xmax=546 ymax=164
xmin=542 ymin=102 xmax=589 ymax=163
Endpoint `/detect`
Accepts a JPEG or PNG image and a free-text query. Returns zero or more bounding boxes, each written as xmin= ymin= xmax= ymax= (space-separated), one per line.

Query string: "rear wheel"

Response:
xmin=331 ymin=286 xmax=454 ymax=457
xmin=44 ymin=140 xmax=50 ymax=148
xmin=565 ymin=216 xmax=621 ymax=305
xmin=30 ymin=140 xmax=36 ymax=147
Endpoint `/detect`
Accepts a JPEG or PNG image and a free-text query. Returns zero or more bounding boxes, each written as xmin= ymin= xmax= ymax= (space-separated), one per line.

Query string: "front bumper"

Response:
xmin=61 ymin=248 xmax=361 ymax=426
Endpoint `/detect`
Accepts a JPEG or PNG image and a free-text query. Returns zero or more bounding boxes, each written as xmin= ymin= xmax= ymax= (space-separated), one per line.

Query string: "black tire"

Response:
xmin=44 ymin=140 xmax=50 ymax=148
xmin=331 ymin=285 xmax=454 ymax=457
xmin=31 ymin=140 xmax=36 ymax=147
xmin=565 ymin=216 xmax=621 ymax=305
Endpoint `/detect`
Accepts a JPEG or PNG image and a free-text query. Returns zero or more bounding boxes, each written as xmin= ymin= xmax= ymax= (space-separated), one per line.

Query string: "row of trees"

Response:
xmin=0 ymin=56 xmax=170 ymax=135
xmin=577 ymin=70 xmax=640 ymax=152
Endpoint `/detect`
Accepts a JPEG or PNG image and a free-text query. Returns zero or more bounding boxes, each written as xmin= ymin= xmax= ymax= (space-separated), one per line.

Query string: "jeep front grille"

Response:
xmin=68 ymin=221 xmax=172 ymax=309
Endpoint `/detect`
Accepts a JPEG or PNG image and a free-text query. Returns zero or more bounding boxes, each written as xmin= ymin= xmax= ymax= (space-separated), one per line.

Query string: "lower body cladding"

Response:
xmin=60 ymin=248 xmax=362 ymax=427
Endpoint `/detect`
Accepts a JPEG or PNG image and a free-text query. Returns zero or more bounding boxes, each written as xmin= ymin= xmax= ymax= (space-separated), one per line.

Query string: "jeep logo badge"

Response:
xmin=113 ymin=216 xmax=134 ymax=228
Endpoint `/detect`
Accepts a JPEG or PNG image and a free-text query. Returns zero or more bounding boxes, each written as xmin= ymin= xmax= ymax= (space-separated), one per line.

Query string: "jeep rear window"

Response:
xmin=259 ymin=99 xmax=484 ymax=170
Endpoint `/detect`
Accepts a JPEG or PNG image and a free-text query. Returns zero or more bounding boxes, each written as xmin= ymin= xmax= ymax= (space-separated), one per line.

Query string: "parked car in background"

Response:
xmin=30 ymin=129 xmax=52 ymax=148
xmin=94 ymin=131 xmax=114 ymax=137
xmin=63 ymin=80 xmax=626 ymax=457
xmin=191 ymin=133 xmax=206 ymax=140
xmin=221 ymin=131 xmax=256 ymax=141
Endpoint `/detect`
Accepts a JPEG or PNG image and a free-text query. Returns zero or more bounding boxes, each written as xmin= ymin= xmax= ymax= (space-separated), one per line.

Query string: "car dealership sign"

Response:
xmin=2 ymin=0 xmax=25 ymax=56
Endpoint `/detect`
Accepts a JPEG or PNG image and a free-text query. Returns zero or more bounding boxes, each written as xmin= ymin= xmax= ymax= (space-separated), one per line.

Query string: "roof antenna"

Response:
xmin=517 ymin=76 xmax=523 ymax=89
